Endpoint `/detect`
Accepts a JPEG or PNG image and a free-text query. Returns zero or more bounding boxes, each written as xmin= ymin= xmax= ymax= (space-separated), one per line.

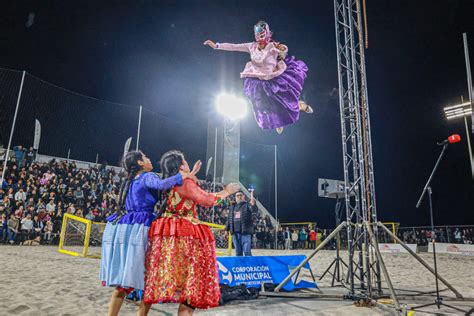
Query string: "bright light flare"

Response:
xmin=215 ymin=93 xmax=248 ymax=120
xmin=444 ymin=101 xmax=472 ymax=120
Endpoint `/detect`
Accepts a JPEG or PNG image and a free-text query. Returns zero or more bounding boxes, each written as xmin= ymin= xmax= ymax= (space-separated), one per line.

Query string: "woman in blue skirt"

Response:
xmin=99 ymin=150 xmax=199 ymax=315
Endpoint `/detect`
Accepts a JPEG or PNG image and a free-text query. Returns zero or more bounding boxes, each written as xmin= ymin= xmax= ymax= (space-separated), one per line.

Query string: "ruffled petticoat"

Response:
xmin=243 ymin=56 xmax=308 ymax=129
xmin=143 ymin=217 xmax=220 ymax=309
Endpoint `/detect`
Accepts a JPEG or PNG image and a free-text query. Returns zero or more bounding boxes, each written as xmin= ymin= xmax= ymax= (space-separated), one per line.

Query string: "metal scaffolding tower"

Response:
xmin=333 ymin=0 xmax=382 ymax=298
xmin=274 ymin=1 xmax=464 ymax=313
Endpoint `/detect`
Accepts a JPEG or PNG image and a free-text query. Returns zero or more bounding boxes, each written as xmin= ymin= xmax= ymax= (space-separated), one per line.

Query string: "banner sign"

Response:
xmin=33 ymin=119 xmax=41 ymax=150
xmin=205 ymin=157 xmax=213 ymax=177
xmin=378 ymin=243 xmax=418 ymax=254
xmin=123 ymin=137 xmax=132 ymax=158
xmin=217 ymin=255 xmax=316 ymax=291
xmin=428 ymin=243 xmax=474 ymax=256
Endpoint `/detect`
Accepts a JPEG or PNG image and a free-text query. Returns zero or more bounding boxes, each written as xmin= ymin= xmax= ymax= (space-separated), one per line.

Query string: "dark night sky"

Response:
xmin=0 ymin=0 xmax=473 ymax=228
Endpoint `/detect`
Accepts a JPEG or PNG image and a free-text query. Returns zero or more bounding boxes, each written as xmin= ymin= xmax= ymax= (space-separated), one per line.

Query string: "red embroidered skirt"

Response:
xmin=143 ymin=217 xmax=220 ymax=308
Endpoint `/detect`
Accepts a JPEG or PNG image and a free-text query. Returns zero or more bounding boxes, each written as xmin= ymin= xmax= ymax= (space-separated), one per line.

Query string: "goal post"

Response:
xmin=58 ymin=213 xmax=106 ymax=258
xmin=201 ymin=221 xmax=232 ymax=256
xmin=58 ymin=213 xmax=90 ymax=257
xmin=381 ymin=222 xmax=400 ymax=244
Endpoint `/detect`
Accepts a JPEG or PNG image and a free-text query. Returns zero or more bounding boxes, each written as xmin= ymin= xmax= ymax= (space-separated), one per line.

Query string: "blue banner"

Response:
xmin=217 ymin=255 xmax=317 ymax=291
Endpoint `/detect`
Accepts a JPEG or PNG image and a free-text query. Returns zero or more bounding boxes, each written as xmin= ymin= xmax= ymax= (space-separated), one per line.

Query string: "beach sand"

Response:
xmin=1 ymin=246 xmax=473 ymax=315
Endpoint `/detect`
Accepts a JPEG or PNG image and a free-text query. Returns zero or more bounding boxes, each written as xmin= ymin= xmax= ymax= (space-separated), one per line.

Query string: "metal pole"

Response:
xmin=136 ymin=105 xmax=142 ymax=151
xmin=377 ymin=222 xmax=463 ymax=298
xmin=213 ymin=128 xmax=218 ymax=190
xmin=416 ymin=144 xmax=449 ymax=208
xmin=461 ymin=95 xmax=474 ymax=178
xmin=275 ymin=221 xmax=347 ymax=292
xmin=1 ymin=71 xmax=26 ymax=183
xmin=95 ymin=154 xmax=99 ymax=165
xmin=464 ymin=116 xmax=473 ymax=174
xmin=274 ymin=144 xmax=278 ymax=249
xmin=463 ymin=33 xmax=473 ymax=135
xmin=212 ymin=127 xmax=218 ymax=221
xmin=367 ymin=222 xmax=400 ymax=310
xmin=427 ymin=186 xmax=442 ymax=308
xmin=67 ymin=149 xmax=71 ymax=162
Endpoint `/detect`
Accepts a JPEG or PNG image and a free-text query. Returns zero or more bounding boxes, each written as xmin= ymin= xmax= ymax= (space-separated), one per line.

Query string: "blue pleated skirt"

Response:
xmin=99 ymin=222 xmax=150 ymax=290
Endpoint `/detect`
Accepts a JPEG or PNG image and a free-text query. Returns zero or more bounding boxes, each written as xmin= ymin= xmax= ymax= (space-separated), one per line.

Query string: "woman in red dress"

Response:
xmin=143 ymin=150 xmax=240 ymax=315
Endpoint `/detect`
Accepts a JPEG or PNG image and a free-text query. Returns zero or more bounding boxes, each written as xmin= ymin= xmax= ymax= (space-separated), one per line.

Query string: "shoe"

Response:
xmin=299 ymin=101 xmax=314 ymax=114
xmin=276 ymin=127 xmax=284 ymax=134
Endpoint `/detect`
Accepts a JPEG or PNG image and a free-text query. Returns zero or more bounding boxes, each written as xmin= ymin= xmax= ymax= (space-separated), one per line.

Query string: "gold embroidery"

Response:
xmin=183 ymin=199 xmax=193 ymax=210
xmin=170 ymin=191 xmax=182 ymax=207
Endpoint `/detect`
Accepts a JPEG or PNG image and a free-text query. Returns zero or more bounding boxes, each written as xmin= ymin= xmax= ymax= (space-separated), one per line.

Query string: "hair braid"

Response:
xmin=154 ymin=150 xmax=184 ymax=220
xmin=111 ymin=151 xmax=142 ymax=224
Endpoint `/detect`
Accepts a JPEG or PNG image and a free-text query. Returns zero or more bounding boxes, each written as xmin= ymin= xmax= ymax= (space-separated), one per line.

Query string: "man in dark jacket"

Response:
xmin=225 ymin=190 xmax=257 ymax=256
xmin=25 ymin=147 xmax=36 ymax=168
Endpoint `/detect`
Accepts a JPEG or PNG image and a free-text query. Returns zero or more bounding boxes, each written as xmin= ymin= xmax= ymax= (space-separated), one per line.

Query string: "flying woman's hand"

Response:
xmin=273 ymin=42 xmax=285 ymax=50
xmin=203 ymin=40 xmax=217 ymax=49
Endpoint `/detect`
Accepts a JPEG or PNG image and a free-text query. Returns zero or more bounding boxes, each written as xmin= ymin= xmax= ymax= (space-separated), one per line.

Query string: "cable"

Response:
xmin=363 ymin=0 xmax=368 ymax=49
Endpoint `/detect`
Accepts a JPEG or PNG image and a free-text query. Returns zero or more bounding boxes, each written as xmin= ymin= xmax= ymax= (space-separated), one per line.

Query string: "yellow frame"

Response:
xmin=382 ymin=222 xmax=400 ymax=244
xmin=280 ymin=222 xmax=315 ymax=226
xmin=58 ymin=213 xmax=92 ymax=257
xmin=201 ymin=221 xmax=232 ymax=256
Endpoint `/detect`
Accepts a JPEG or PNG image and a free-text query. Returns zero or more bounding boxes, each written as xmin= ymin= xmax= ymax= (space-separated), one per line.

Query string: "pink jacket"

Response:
xmin=215 ymin=42 xmax=288 ymax=80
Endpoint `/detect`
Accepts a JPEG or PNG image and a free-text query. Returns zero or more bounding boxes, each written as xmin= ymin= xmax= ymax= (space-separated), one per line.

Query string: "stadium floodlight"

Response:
xmin=215 ymin=93 xmax=248 ymax=120
xmin=444 ymin=100 xmax=474 ymax=178
xmin=443 ymin=101 xmax=472 ymax=120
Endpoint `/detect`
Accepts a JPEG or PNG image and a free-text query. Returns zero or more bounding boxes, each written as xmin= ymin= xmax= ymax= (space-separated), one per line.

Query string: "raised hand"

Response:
xmin=179 ymin=160 xmax=201 ymax=182
xmin=203 ymin=40 xmax=217 ymax=49
xmin=179 ymin=171 xmax=197 ymax=183
xmin=250 ymin=190 xmax=256 ymax=206
xmin=191 ymin=160 xmax=202 ymax=176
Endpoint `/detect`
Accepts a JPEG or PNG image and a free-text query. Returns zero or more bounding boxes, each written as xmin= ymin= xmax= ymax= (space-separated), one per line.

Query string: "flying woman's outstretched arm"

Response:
xmin=204 ymin=40 xmax=252 ymax=53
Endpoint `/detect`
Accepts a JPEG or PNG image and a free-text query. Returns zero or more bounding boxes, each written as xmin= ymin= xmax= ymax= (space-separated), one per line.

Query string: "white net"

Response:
xmin=200 ymin=221 xmax=231 ymax=256
xmin=88 ymin=222 xmax=106 ymax=258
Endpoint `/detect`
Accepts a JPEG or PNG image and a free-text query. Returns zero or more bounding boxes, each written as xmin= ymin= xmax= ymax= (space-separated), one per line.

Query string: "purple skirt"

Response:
xmin=243 ymin=56 xmax=308 ymax=130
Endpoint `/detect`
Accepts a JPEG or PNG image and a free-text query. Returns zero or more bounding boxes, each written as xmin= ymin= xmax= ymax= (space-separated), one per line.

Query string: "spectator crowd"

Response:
xmin=0 ymin=145 xmax=278 ymax=247
xmin=1 ymin=145 xmax=125 ymax=245
xmin=396 ymin=227 xmax=474 ymax=246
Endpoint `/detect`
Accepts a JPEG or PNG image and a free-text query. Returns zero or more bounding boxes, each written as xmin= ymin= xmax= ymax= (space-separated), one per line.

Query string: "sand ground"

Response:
xmin=1 ymin=246 xmax=473 ymax=315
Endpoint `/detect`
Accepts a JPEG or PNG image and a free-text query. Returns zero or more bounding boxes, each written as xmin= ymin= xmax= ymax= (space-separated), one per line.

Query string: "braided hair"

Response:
xmin=156 ymin=150 xmax=185 ymax=217
xmin=112 ymin=150 xmax=143 ymax=224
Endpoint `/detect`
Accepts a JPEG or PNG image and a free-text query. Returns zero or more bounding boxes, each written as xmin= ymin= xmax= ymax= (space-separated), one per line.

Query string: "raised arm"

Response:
xmin=204 ymin=40 xmax=252 ymax=53
xmin=177 ymin=179 xmax=240 ymax=208
xmin=142 ymin=172 xmax=183 ymax=191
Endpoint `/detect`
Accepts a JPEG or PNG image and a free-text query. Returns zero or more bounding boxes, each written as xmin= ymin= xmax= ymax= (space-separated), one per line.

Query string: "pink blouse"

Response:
xmin=215 ymin=42 xmax=288 ymax=80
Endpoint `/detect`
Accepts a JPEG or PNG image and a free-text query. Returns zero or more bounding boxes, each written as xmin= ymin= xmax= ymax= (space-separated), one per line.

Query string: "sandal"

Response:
xmin=299 ymin=101 xmax=314 ymax=114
